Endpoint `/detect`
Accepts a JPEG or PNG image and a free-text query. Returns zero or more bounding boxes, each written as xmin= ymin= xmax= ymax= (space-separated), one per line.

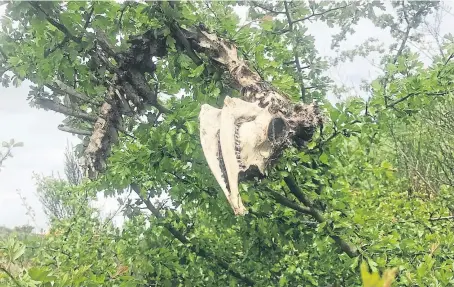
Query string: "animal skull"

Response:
xmin=200 ymin=96 xmax=289 ymax=215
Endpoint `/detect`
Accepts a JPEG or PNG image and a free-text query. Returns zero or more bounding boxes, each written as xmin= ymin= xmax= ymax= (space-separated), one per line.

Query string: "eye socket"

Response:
xmin=267 ymin=117 xmax=287 ymax=142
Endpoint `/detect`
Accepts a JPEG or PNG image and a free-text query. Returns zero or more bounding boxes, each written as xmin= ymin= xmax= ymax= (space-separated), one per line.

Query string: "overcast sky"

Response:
xmin=1 ymin=2 xmax=453 ymax=232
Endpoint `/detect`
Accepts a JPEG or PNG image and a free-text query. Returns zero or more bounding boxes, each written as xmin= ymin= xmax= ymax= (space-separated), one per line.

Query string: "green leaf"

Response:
xmin=319 ymin=153 xmax=329 ymax=164
xmin=279 ymin=275 xmax=288 ymax=287
xmin=298 ymin=152 xmax=311 ymax=163
xmin=13 ymin=142 xmax=24 ymax=147
xmin=260 ymin=16 xmax=273 ymax=31
xmin=28 ymin=267 xmax=51 ymax=282
xmin=189 ymin=64 xmax=205 ymax=78
xmin=307 ymin=141 xmax=316 ymax=150
xmin=12 ymin=244 xmax=25 ymax=260
xmin=185 ymin=121 xmax=196 ymax=135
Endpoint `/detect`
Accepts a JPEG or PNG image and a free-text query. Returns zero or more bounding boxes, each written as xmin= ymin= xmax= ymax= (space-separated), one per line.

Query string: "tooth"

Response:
xmin=219 ymin=97 xmax=263 ymax=216
xmin=199 ymin=104 xmax=234 ymax=209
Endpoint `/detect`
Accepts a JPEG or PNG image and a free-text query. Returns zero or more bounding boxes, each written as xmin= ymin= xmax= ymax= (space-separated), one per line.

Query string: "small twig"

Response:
xmin=292 ymin=4 xmax=351 ymax=24
xmin=386 ymin=90 xmax=454 ymax=108
xmin=251 ymin=1 xmax=286 ymax=15
xmin=436 ymin=53 xmax=454 ymax=78
xmin=283 ymin=1 xmax=307 ymax=102
xmin=429 ymin=215 xmax=454 ymax=221
xmin=276 ymin=3 xmax=351 ymax=34
xmin=83 ymin=4 xmax=95 ymax=30
xmin=0 ymin=146 xmax=13 ymax=167
xmin=118 ymin=3 xmax=129 ymax=29
xmin=45 ymin=36 xmax=69 ymax=58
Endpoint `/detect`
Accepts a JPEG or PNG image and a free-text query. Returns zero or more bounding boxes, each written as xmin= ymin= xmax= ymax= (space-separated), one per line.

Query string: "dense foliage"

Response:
xmin=1 ymin=1 xmax=454 ymax=286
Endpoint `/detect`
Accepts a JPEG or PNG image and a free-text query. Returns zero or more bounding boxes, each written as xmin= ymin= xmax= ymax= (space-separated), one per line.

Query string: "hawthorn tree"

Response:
xmin=2 ymin=1 xmax=454 ymax=286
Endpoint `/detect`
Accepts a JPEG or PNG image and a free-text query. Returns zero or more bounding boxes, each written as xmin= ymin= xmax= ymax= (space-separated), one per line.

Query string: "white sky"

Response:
xmin=1 ymin=2 xmax=453 ymax=232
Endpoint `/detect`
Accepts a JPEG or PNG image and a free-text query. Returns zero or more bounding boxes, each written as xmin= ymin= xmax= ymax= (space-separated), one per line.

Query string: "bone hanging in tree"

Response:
xmin=196 ymin=29 xmax=322 ymax=215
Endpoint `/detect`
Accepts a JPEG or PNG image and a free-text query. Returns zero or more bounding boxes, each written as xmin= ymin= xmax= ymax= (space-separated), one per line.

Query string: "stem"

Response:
xmin=0 ymin=266 xmax=23 ymax=287
xmin=284 ymin=176 xmax=359 ymax=258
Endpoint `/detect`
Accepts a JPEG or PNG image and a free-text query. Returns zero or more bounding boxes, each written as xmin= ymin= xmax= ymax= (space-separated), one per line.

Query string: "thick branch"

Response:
xmin=128 ymin=69 xmax=170 ymax=114
xmin=284 ymin=176 xmax=359 ymax=258
xmin=265 ymin=187 xmax=313 ymax=215
xmin=169 ymin=23 xmax=203 ymax=66
xmin=58 ymin=124 xmax=92 ymax=136
xmin=51 ymin=80 xmax=93 ymax=103
xmin=35 ymin=98 xmax=97 ymax=122
xmin=95 ymin=30 xmax=117 ymax=59
xmin=284 ymin=177 xmax=324 ymax=222
xmin=130 ymin=183 xmax=256 ymax=286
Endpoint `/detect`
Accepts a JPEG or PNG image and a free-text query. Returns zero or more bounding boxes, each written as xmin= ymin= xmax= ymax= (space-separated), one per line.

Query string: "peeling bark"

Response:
xmin=75 ymin=29 xmax=170 ymax=178
xmin=183 ymin=27 xmax=322 ymax=141
xmin=81 ymin=82 xmax=121 ymax=179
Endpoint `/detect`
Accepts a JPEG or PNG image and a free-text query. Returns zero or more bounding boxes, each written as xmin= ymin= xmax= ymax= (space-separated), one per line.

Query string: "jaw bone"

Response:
xmin=200 ymin=96 xmax=288 ymax=216
xmin=199 ymin=104 xmax=247 ymax=215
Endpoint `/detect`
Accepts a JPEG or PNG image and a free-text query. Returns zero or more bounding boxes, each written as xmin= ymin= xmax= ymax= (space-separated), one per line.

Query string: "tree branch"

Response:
xmin=284 ymin=176 xmax=359 ymax=258
xmin=50 ymin=80 xmax=94 ymax=103
xmin=284 ymin=176 xmax=324 ymax=222
xmin=169 ymin=22 xmax=203 ymax=66
xmin=292 ymin=4 xmax=350 ymax=24
xmin=29 ymin=2 xmax=81 ymax=43
xmin=265 ymin=187 xmax=313 ymax=215
xmin=44 ymin=36 xmax=69 ymax=57
xmin=128 ymin=69 xmax=170 ymax=114
xmin=283 ymin=1 xmax=307 ymax=102
xmin=117 ymin=3 xmax=130 ymax=29
xmin=429 ymin=215 xmax=454 ymax=221
xmin=83 ymin=82 xmax=121 ymax=179
xmin=251 ymin=1 xmax=286 ymax=15
xmin=0 ymin=266 xmax=23 ymax=287
xmin=83 ymin=4 xmax=95 ymax=30
xmin=58 ymin=124 xmax=92 ymax=136
xmin=34 ymin=98 xmax=97 ymax=122
xmin=386 ymin=90 xmax=454 ymax=108
xmin=130 ymin=183 xmax=256 ymax=286
xmin=277 ymin=3 xmax=351 ymax=34
xmin=0 ymin=146 xmax=13 ymax=167
xmin=382 ymin=2 xmax=426 ymax=105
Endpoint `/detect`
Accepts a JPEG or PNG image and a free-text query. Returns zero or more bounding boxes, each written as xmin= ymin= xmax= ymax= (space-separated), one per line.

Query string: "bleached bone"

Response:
xmin=199 ymin=104 xmax=246 ymax=215
xmin=219 ymin=97 xmax=263 ymax=215
xmin=200 ymin=96 xmax=291 ymax=215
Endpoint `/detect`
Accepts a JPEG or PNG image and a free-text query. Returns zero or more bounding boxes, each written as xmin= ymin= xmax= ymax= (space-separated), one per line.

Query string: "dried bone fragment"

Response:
xmin=200 ymin=96 xmax=291 ymax=215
